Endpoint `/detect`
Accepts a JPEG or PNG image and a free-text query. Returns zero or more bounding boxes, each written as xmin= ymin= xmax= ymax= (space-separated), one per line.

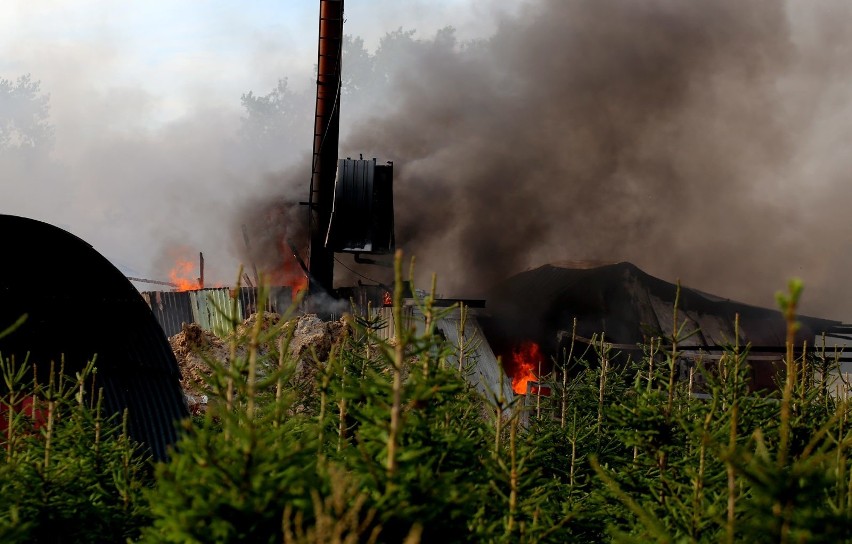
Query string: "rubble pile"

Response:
xmin=286 ymin=315 xmax=348 ymax=414
xmin=168 ymin=313 xmax=348 ymax=415
xmin=288 ymin=314 xmax=347 ymax=363
xmin=235 ymin=311 xmax=283 ymax=342
xmin=169 ymin=322 xmax=229 ymax=398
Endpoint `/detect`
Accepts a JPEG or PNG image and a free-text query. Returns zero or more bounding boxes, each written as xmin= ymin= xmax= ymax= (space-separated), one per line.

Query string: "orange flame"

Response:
xmin=289 ymin=276 xmax=308 ymax=299
xmin=169 ymin=259 xmax=199 ymax=292
xmin=508 ymin=341 xmax=542 ymax=395
xmin=267 ymin=240 xmax=308 ymax=300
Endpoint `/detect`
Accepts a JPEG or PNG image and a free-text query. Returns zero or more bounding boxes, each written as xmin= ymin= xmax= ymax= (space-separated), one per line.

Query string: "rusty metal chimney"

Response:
xmin=307 ymin=0 xmax=344 ymax=295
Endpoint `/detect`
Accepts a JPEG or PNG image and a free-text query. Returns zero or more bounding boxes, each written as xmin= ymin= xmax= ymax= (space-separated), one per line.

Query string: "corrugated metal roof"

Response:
xmin=486 ymin=261 xmax=843 ymax=350
xmin=0 ymin=214 xmax=189 ymax=461
xmin=484 ymin=262 xmax=849 ymax=392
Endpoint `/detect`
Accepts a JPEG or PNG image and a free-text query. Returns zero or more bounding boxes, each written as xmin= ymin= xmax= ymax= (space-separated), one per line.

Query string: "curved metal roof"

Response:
xmin=485 ymin=261 xmax=843 ymax=350
xmin=0 ymin=214 xmax=188 ymax=460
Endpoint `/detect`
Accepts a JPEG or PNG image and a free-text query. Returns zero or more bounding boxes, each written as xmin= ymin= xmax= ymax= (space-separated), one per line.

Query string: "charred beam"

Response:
xmin=127 ymin=277 xmax=178 ymax=288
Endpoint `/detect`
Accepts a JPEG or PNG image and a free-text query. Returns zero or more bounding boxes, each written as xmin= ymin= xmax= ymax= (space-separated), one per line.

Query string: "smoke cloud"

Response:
xmin=335 ymin=0 xmax=852 ymax=320
xmin=3 ymin=0 xmax=852 ymax=321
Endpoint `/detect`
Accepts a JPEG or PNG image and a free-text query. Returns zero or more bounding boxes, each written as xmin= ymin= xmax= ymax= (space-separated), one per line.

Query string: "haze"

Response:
xmin=2 ymin=0 xmax=851 ymax=321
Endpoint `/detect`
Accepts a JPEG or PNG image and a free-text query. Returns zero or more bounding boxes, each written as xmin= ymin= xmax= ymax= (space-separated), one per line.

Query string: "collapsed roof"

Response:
xmin=484 ymin=261 xmax=846 ymax=358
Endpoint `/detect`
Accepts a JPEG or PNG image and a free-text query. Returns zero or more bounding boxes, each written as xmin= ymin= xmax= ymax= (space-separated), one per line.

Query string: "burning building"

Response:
xmin=482 ymin=261 xmax=851 ymax=397
xmin=95 ymin=0 xmax=852 ymax=413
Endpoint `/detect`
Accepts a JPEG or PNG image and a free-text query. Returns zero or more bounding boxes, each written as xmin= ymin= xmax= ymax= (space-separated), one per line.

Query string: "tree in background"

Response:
xmin=0 ymin=74 xmax=53 ymax=157
xmin=238 ymin=28 xmax=462 ymax=169
xmin=240 ymin=77 xmax=311 ymax=169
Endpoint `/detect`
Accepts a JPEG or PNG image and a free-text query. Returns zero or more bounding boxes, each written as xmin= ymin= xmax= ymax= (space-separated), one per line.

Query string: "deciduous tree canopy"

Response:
xmin=0 ymin=74 xmax=53 ymax=155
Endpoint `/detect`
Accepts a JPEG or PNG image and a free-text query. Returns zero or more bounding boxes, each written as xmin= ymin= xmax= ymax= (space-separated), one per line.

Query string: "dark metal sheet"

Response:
xmin=484 ymin=261 xmax=848 ymax=395
xmin=325 ymin=158 xmax=394 ymax=254
xmin=143 ymin=290 xmax=193 ymax=338
xmin=0 ymin=214 xmax=190 ymax=461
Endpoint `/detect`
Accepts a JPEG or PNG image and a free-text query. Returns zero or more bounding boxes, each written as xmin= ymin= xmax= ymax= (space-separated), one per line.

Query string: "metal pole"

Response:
xmin=127 ymin=277 xmax=178 ymax=288
xmin=198 ymin=251 xmax=205 ymax=289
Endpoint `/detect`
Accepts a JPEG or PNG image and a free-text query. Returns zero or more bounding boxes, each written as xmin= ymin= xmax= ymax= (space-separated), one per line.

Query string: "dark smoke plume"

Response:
xmin=237 ymin=0 xmax=852 ymax=320
xmin=234 ymin=164 xmax=311 ymax=291
xmin=335 ymin=0 xmax=852 ymax=319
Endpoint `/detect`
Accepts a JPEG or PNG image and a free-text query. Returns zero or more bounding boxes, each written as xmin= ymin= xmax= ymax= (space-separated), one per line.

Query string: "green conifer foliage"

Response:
xmin=6 ymin=268 xmax=852 ymax=542
xmin=0 ymin=355 xmax=151 ymax=543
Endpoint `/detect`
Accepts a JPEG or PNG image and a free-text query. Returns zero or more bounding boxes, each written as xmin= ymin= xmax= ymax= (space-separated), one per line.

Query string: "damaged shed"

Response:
xmin=483 ymin=261 xmax=849 ymax=393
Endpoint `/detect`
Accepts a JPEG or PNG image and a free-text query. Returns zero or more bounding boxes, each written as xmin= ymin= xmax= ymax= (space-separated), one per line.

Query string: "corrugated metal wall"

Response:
xmin=142 ymin=289 xmax=513 ymax=410
xmin=368 ymin=304 xmax=514 ymax=404
xmin=142 ymin=291 xmax=194 ymax=338
xmin=142 ymin=287 xmax=292 ymax=338
xmin=435 ymin=308 xmax=515 ymax=403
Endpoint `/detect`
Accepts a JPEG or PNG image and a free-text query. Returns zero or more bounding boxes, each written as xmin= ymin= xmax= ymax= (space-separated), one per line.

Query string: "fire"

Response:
xmin=269 ymin=240 xmax=308 ymax=300
xmin=507 ymin=341 xmax=543 ymax=395
xmin=169 ymin=259 xmax=199 ymax=292
xmin=287 ymin=273 xmax=308 ymax=299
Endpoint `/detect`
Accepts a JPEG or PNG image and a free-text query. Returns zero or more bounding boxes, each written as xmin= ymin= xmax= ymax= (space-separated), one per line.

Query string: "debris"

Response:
xmin=235 ymin=311 xmax=282 ymax=339
xmin=286 ymin=314 xmax=348 ymax=415
xmin=169 ymin=322 xmax=228 ymax=397
xmin=168 ymin=313 xmax=348 ymax=414
xmin=184 ymin=394 xmax=208 ymax=416
xmin=288 ymin=314 xmax=347 ymax=363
